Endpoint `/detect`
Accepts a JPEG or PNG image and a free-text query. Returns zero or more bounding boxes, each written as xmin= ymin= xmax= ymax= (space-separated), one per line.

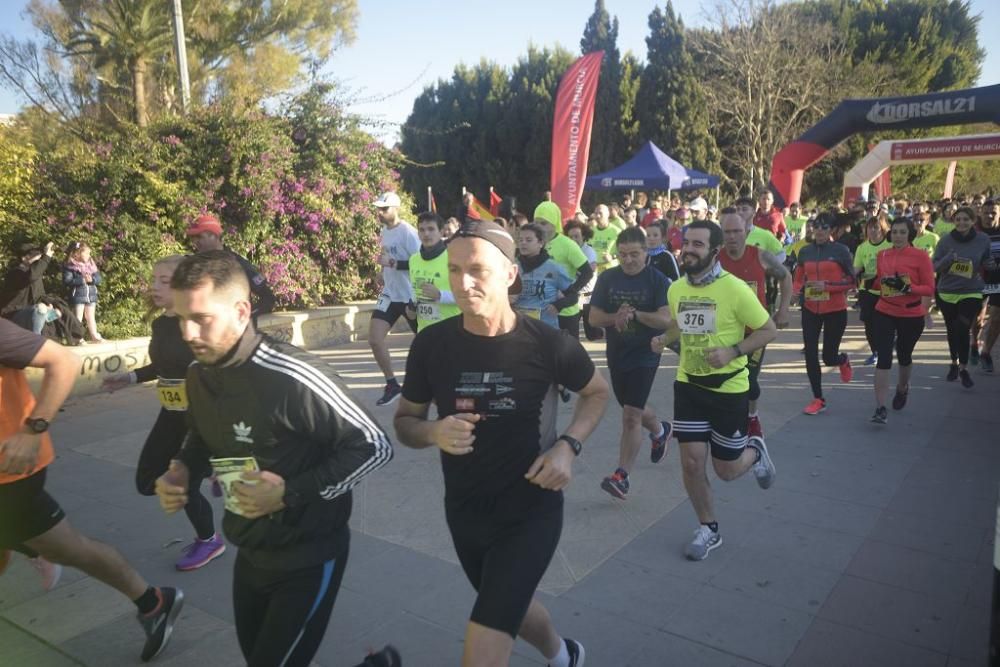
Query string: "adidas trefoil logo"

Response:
xmin=233 ymin=421 xmax=254 ymax=444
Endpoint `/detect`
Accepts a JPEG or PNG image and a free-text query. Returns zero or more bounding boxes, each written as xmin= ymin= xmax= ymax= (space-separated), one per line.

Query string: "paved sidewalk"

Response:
xmin=1 ymin=310 xmax=996 ymax=666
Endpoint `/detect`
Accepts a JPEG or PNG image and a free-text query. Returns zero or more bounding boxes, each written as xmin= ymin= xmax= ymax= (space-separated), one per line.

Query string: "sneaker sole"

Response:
xmin=749 ymin=436 xmax=775 ymax=489
xmin=803 ymin=407 xmax=826 ymax=415
xmin=376 ymin=392 xmax=402 ymax=406
xmin=685 ymin=536 xmax=723 ymax=561
xmin=600 ymin=479 xmax=627 ymax=500
xmin=145 ymin=590 xmax=184 ymax=662
xmin=572 ymin=641 xmax=586 ymax=667
xmin=175 ymin=544 xmax=226 ymax=572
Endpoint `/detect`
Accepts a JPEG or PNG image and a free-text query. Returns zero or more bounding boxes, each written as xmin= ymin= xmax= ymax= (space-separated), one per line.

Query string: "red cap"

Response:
xmin=186 ymin=213 xmax=223 ymax=237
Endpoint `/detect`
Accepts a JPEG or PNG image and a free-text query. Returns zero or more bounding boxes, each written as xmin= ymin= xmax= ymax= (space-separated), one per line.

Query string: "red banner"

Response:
xmin=868 ymin=143 xmax=891 ymax=199
xmin=551 ymin=51 xmax=603 ymax=223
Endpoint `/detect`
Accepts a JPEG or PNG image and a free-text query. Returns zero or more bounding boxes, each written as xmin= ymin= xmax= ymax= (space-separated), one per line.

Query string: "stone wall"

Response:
xmin=26 ymin=302 xmax=378 ymax=398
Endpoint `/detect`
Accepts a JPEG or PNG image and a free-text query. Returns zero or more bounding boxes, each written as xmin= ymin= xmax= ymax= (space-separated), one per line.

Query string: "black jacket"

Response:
xmin=229 ymin=250 xmax=276 ymax=317
xmin=0 ymin=256 xmax=52 ymax=316
xmin=178 ymin=326 xmax=393 ymax=569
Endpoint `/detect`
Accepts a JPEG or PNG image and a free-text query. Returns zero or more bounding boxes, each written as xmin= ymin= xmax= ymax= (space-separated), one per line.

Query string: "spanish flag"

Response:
xmin=467 ymin=194 xmax=494 ymax=221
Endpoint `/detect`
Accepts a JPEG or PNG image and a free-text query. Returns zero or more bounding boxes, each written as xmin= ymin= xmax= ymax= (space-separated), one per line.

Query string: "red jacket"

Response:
xmin=793 ymin=241 xmax=855 ymax=314
xmin=753 ymin=208 xmax=787 ymax=240
xmin=873 ymin=246 xmax=935 ymax=318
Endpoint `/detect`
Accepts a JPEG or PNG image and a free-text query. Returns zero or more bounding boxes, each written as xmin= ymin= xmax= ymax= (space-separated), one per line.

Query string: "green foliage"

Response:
xmin=580 ymin=0 xmax=623 ymax=172
xmin=637 ymin=1 xmax=721 ymax=176
xmin=0 ymin=84 xmax=403 ymax=338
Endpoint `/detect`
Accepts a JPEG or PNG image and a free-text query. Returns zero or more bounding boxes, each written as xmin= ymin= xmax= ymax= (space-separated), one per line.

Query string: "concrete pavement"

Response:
xmin=1 ymin=308 xmax=996 ymax=666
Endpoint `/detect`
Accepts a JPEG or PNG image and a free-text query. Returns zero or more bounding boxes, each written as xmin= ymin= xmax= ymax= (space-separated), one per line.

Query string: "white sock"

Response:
xmin=651 ymin=423 xmax=665 ymax=439
xmin=548 ymin=638 xmax=570 ymax=667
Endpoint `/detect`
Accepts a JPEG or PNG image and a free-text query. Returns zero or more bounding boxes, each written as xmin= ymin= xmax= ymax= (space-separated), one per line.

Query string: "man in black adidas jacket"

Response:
xmin=155 ymin=251 xmax=396 ymax=667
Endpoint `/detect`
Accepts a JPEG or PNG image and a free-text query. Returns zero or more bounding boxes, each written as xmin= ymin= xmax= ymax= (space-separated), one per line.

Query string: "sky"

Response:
xmin=1 ymin=0 xmax=999 ymax=142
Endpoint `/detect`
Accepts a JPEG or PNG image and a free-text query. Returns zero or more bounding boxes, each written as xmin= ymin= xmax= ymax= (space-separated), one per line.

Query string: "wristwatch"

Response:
xmin=556 ymin=435 xmax=582 ymax=457
xmin=25 ymin=417 xmax=50 ymax=434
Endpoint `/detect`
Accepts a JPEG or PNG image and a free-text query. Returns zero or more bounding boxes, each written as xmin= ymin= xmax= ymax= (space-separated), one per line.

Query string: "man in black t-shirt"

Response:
xmin=395 ymin=220 xmax=608 ymax=667
xmin=588 ymin=226 xmax=673 ymax=500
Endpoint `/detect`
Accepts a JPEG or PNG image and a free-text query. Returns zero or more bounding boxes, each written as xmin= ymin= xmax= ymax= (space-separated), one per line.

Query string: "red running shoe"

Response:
xmin=803 ymin=398 xmax=826 ymax=415
xmin=839 ymin=356 xmax=853 ymax=384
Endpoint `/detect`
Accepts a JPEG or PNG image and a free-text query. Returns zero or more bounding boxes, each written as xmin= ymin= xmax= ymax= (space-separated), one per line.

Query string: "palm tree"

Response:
xmin=63 ymin=0 xmax=174 ymax=127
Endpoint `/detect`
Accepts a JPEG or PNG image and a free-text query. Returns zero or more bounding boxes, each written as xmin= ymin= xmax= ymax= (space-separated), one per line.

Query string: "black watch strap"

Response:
xmin=25 ymin=417 xmax=50 ymax=434
xmin=557 ymin=435 xmax=582 ymax=456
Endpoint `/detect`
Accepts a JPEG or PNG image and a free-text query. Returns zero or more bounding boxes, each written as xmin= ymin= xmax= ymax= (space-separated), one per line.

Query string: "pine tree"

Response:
xmin=619 ymin=51 xmax=643 ymax=157
xmin=636 ymin=1 xmax=720 ymax=177
xmin=580 ymin=0 xmax=624 ymax=172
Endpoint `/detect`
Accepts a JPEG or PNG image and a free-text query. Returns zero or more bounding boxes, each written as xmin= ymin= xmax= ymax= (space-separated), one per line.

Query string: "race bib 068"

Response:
xmin=950 ymin=259 xmax=973 ymax=279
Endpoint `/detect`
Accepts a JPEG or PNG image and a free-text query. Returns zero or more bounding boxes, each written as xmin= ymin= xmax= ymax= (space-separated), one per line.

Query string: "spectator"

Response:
xmin=623 ymin=207 xmax=639 ymax=228
xmin=753 ymin=190 xmax=788 ymax=240
xmin=688 ymin=197 xmax=709 ymax=221
xmin=62 ymin=241 xmax=103 ymax=342
xmin=1 ymin=242 xmax=58 ymax=334
xmin=641 ymin=196 xmax=664 ymax=228
xmin=442 ymin=216 xmax=461 ymax=240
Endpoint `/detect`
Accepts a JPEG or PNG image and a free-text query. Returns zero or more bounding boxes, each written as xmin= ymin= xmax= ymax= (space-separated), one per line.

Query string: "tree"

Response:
xmin=619 ymin=51 xmax=643 ymax=156
xmin=637 ymin=2 xmax=720 ymax=177
xmin=580 ymin=0 xmax=623 ymax=172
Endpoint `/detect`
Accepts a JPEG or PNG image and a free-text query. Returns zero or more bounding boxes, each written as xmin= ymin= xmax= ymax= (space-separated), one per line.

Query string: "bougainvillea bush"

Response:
xmin=0 ymin=83 xmax=407 ymax=338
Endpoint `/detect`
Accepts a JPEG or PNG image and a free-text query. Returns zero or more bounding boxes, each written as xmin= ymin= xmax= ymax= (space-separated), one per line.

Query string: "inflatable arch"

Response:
xmin=842 ymin=133 xmax=1000 ymax=205
xmin=769 ymin=84 xmax=1000 ymax=207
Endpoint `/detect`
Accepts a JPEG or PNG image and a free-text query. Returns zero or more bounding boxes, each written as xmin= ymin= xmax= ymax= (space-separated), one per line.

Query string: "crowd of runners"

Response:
xmin=0 ymin=187 xmax=997 ymax=667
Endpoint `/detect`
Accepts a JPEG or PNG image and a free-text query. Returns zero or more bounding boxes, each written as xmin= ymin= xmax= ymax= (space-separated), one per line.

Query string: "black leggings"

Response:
xmin=802 ymin=309 xmax=848 ymax=399
xmin=558 ymin=313 xmax=581 ymax=340
xmin=937 ymin=295 xmax=984 ymax=365
xmin=136 ymin=409 xmax=214 ymax=540
xmin=857 ymin=290 xmax=880 ymax=353
xmin=872 ymin=311 xmax=924 ymax=370
xmin=233 ymin=534 xmax=349 ymax=667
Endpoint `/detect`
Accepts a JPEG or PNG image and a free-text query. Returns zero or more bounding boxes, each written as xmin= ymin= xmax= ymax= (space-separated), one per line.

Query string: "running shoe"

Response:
xmin=138 ymin=587 xmax=184 ymax=662
xmin=870 ymin=406 xmax=888 ymax=424
xmin=838 ymin=355 xmax=853 ymax=383
xmin=553 ymin=638 xmax=585 ymax=667
xmin=891 ymin=389 xmax=908 ymax=411
xmin=946 ymin=364 xmax=960 ymax=381
xmin=649 ymin=421 xmax=672 ymax=463
xmin=376 ymin=382 xmax=402 ymax=406
xmin=803 ymin=398 xmax=826 ymax=415
xmin=684 ymin=525 xmax=722 ymax=561
xmin=175 ymin=535 xmax=225 ymax=572
xmin=357 ymin=645 xmax=402 ymax=667
xmin=0 ymin=550 xmax=9 ymax=576
xmin=981 ymin=354 xmax=994 ymax=374
xmin=863 ymin=352 xmax=878 ymax=366
xmin=600 ymin=468 xmax=630 ymax=500
xmin=29 ymin=557 xmax=62 ymax=591
xmin=748 ymin=437 xmax=776 ymax=489
xmin=970 ymin=346 xmax=980 ymax=366
xmin=960 ymin=369 xmax=974 ymax=389
xmin=747 ymin=415 xmax=764 ymax=439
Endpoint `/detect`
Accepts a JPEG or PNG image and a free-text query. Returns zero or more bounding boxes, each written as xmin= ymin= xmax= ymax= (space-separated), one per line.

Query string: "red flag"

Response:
xmin=430 ymin=193 xmax=437 ymax=213
xmin=868 ymin=143 xmax=891 ymax=200
xmin=550 ymin=51 xmax=603 ymax=223
xmin=489 ymin=189 xmax=503 ymax=216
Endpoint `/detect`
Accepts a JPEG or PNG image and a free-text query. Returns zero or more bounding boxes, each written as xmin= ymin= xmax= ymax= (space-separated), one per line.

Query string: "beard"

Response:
xmin=681 ymin=250 xmax=716 ymax=275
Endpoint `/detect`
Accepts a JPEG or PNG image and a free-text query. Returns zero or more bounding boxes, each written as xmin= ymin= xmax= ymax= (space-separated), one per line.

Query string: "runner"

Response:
xmin=532 ymin=201 xmax=594 ymax=340
xmin=563 ymin=220 xmax=603 ymax=341
xmin=186 ymin=213 xmax=275 ymax=318
xmin=590 ymin=207 xmax=620 ymax=276
xmin=369 ymin=191 xmax=420 ymax=406
xmin=718 ymin=209 xmax=792 ymax=438
xmin=0 ymin=319 xmax=183 ymax=662
xmin=645 ymin=220 xmax=681 ymax=281
xmin=394 ymin=219 xmax=608 ymax=667
xmin=406 ymin=211 xmax=461 ymax=332
xmin=102 ymin=255 xmax=223 ymax=571
xmin=869 ymin=218 xmax=936 ymax=424
xmin=786 ymin=202 xmax=809 ymax=241
xmin=651 ymin=220 xmax=777 ymax=561
xmin=933 ymin=206 xmax=993 ymax=388
xmin=854 ymin=216 xmax=892 ymax=365
xmin=514 ymin=223 xmax=574 ymax=329
xmin=911 ymin=203 xmax=941 ymax=330
xmin=588 ymin=226 xmax=673 ymax=499
xmin=977 ymin=198 xmax=1000 ymax=373
xmin=156 ymin=250 xmax=395 ymax=667
xmin=793 ymin=213 xmax=856 ymax=415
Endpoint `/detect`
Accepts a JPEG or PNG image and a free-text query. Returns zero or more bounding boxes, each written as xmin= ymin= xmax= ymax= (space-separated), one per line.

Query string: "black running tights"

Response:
xmin=938 ymin=296 xmax=983 ymax=366
xmin=802 ymin=308 xmax=848 ymax=399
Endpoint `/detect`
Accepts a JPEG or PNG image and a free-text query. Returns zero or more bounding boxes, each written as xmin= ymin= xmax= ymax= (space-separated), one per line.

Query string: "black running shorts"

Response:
xmin=371 ymin=300 xmax=417 ymax=332
xmin=672 ymin=381 xmax=749 ymax=461
xmin=609 ymin=365 xmax=658 ymax=409
xmin=445 ymin=501 xmax=562 ymax=637
xmin=0 ymin=469 xmax=66 ymax=548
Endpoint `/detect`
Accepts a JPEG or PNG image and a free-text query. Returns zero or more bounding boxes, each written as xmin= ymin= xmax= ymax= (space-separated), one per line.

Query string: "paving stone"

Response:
xmin=845 ymin=540 xmax=977 ymax=605
xmin=786 ymin=618 xmax=949 ymax=667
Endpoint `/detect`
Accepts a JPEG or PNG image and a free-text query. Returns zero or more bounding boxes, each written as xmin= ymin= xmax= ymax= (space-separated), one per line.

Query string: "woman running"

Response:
xmin=513 ymin=222 xmax=574 ymax=329
xmin=933 ymin=206 xmax=994 ymax=388
xmin=102 ymin=255 xmax=223 ymax=571
xmin=853 ymin=216 xmax=891 ymax=365
xmin=793 ymin=213 xmax=856 ymax=415
xmin=869 ymin=218 xmax=935 ymax=424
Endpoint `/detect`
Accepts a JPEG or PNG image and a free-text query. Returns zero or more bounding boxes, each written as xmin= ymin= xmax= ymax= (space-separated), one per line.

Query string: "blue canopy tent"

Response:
xmin=585 ymin=141 xmax=720 ymax=192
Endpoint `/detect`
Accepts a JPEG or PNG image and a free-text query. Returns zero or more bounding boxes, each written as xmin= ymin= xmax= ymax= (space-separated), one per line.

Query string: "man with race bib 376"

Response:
xmin=652 ymin=220 xmax=778 ymax=562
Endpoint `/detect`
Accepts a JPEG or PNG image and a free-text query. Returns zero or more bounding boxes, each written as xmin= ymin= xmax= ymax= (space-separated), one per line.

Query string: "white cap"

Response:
xmin=373 ymin=192 xmax=401 ymax=208
xmin=688 ymin=196 xmax=708 ymax=211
